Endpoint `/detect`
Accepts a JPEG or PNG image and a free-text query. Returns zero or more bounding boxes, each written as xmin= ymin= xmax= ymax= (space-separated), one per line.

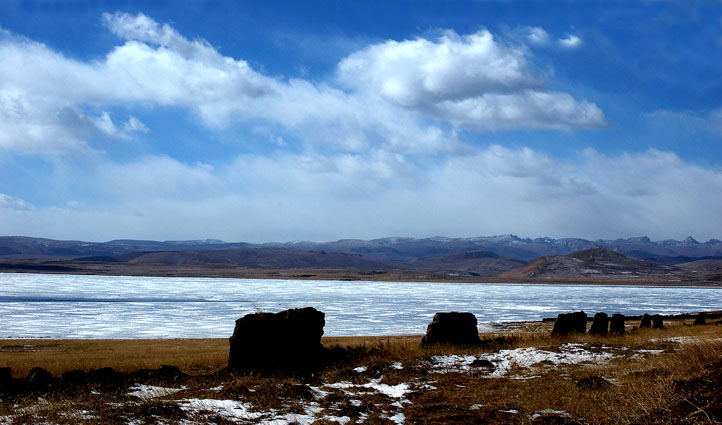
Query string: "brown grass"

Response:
xmin=1 ymin=320 xmax=721 ymax=424
xmin=0 ymin=338 xmax=228 ymax=378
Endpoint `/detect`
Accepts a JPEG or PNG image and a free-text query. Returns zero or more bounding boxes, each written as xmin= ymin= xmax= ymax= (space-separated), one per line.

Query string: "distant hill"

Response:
xmin=1 ymin=235 xmax=722 ymax=281
xmin=501 ymin=248 xmax=683 ymax=280
xmin=408 ymin=250 xmax=526 ymax=275
xmin=119 ymin=248 xmax=398 ymax=270
xmin=675 ymin=259 xmax=722 ymax=282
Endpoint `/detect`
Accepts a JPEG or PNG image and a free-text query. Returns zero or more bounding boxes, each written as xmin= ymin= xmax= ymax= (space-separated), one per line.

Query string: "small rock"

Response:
xmin=576 ymin=376 xmax=613 ymax=391
xmin=471 ymin=359 xmax=495 ymax=370
xmin=693 ymin=312 xmax=706 ymax=326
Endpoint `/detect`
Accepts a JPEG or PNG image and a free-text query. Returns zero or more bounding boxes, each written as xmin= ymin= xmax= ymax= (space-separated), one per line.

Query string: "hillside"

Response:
xmin=408 ymin=250 xmax=526 ymax=275
xmin=501 ymin=248 xmax=685 ymax=280
xmin=121 ymin=248 xmax=398 ymax=270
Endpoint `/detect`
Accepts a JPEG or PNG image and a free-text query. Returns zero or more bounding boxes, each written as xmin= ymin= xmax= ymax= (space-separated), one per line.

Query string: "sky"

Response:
xmin=0 ymin=0 xmax=721 ymax=243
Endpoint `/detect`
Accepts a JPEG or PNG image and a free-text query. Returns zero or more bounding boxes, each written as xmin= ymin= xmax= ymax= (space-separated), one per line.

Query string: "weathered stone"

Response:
xmin=652 ymin=314 xmax=664 ymax=329
xmin=228 ymin=307 xmax=325 ymax=373
xmin=589 ymin=312 xmax=609 ymax=336
xmin=470 ymin=358 xmax=495 ymax=370
xmin=639 ymin=313 xmax=652 ymax=328
xmin=26 ymin=367 xmax=52 ymax=388
xmin=58 ymin=370 xmax=87 ymax=386
xmin=421 ymin=312 xmax=480 ymax=346
xmin=87 ymin=367 xmax=119 ymax=383
xmin=0 ymin=367 xmax=10 ymax=383
xmin=552 ymin=311 xmax=587 ymax=335
xmin=693 ymin=312 xmax=707 ymax=326
xmin=610 ymin=313 xmax=626 ymax=335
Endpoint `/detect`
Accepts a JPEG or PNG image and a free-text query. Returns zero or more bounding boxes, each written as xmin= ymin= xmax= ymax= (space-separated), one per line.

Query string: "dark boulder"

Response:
xmin=471 ymin=358 xmax=495 ymax=370
xmin=610 ymin=313 xmax=626 ymax=335
xmin=26 ymin=367 xmax=53 ymax=389
xmin=129 ymin=365 xmax=187 ymax=384
xmin=552 ymin=311 xmax=587 ymax=335
xmin=228 ymin=307 xmax=326 ymax=373
xmin=87 ymin=367 xmax=120 ymax=384
xmin=421 ymin=312 xmax=480 ymax=346
xmin=589 ymin=312 xmax=609 ymax=336
xmin=58 ymin=370 xmax=87 ymax=387
xmin=652 ymin=314 xmax=664 ymax=329
xmin=639 ymin=313 xmax=652 ymax=328
xmin=693 ymin=312 xmax=707 ymax=326
xmin=0 ymin=367 xmax=10 ymax=383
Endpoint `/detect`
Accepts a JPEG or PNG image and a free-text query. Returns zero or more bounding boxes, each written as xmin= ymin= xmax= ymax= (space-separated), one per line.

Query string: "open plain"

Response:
xmin=1 ymin=318 xmax=721 ymax=424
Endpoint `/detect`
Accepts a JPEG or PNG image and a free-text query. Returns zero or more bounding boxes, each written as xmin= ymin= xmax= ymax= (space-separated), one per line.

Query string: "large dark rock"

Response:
xmin=421 ymin=312 xmax=480 ymax=346
xmin=0 ymin=367 xmax=10 ymax=383
xmin=87 ymin=367 xmax=119 ymax=384
xmin=58 ymin=370 xmax=87 ymax=387
xmin=589 ymin=312 xmax=609 ymax=336
xmin=639 ymin=313 xmax=652 ymax=328
xmin=610 ymin=313 xmax=626 ymax=335
xmin=552 ymin=311 xmax=587 ymax=335
xmin=26 ymin=367 xmax=52 ymax=389
xmin=652 ymin=314 xmax=664 ymax=329
xmin=693 ymin=312 xmax=707 ymax=326
xmin=228 ymin=307 xmax=325 ymax=373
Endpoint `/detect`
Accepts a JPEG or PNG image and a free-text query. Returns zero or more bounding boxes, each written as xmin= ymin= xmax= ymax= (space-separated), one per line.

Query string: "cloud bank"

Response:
xmin=0 ymin=13 xmax=606 ymax=155
xmin=0 ymin=13 xmax=718 ymax=242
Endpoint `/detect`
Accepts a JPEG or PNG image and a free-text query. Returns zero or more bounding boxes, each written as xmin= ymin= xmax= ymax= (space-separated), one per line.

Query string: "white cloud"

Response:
xmin=432 ymin=91 xmax=606 ymax=130
xmin=0 ymin=193 xmax=33 ymax=211
xmin=124 ymin=116 xmax=149 ymax=133
xmin=3 ymin=147 xmax=719 ymax=242
xmin=559 ymin=35 xmax=582 ymax=48
xmin=526 ymin=27 xmax=550 ymax=45
xmin=338 ymin=30 xmax=540 ymax=106
xmin=0 ymin=15 xmax=606 ymax=155
xmin=337 ymin=29 xmax=606 ymax=130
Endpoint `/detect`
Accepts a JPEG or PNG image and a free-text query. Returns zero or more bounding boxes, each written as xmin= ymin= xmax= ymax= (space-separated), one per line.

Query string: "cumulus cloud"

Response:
xmin=0 ymin=14 xmax=607 ymax=155
xmin=559 ymin=35 xmax=582 ymax=48
xmin=337 ymin=29 xmax=606 ymax=130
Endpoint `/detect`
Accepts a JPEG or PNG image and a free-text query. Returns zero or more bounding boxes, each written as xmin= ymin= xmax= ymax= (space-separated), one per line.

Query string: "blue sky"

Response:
xmin=0 ymin=0 xmax=721 ymax=242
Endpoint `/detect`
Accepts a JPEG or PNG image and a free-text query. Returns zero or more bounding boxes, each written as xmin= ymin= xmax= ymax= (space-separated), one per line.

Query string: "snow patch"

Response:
xmin=363 ymin=382 xmax=410 ymax=398
xmin=127 ymin=384 xmax=185 ymax=399
xmin=178 ymin=398 xmax=265 ymax=421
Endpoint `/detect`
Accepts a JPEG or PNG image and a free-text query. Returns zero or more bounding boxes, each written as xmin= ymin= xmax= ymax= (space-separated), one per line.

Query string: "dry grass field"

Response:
xmin=1 ymin=320 xmax=721 ymax=424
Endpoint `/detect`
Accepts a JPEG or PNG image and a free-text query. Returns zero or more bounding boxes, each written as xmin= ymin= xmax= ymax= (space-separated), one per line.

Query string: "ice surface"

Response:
xmin=1 ymin=273 xmax=720 ymax=338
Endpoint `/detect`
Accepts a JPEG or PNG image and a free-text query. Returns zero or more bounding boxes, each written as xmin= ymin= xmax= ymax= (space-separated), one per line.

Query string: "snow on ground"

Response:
xmin=127 ymin=384 xmax=186 ymax=400
xmin=178 ymin=399 xmax=265 ymax=422
xmin=427 ymin=343 xmax=617 ymax=377
xmin=531 ymin=409 xmax=570 ymax=419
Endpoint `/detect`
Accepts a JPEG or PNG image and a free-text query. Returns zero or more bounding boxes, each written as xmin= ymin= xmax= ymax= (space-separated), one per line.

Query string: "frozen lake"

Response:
xmin=1 ymin=273 xmax=720 ymax=338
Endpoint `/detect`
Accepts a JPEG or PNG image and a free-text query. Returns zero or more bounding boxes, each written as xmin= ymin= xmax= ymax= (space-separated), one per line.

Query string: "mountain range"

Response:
xmin=0 ymin=235 xmax=721 ymax=282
